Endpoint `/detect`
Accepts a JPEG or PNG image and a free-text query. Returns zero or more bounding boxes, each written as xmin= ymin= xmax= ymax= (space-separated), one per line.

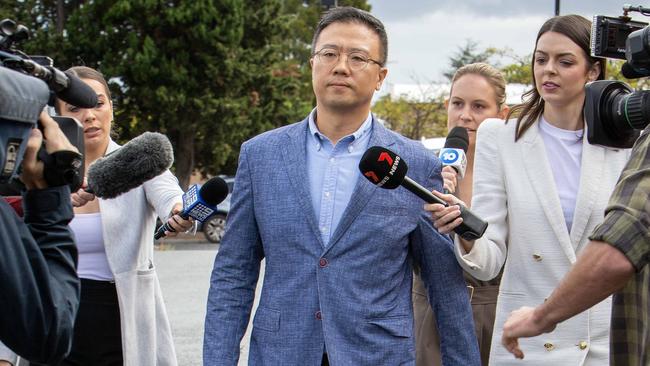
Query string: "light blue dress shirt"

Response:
xmin=306 ymin=108 xmax=373 ymax=246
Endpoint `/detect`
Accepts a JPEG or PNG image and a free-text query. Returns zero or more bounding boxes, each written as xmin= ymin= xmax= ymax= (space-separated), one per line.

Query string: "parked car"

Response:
xmin=154 ymin=175 xmax=234 ymax=243
xmin=199 ymin=175 xmax=234 ymax=243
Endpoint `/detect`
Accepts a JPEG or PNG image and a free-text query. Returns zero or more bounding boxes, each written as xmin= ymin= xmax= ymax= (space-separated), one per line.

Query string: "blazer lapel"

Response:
xmin=520 ymin=122 xmax=576 ymax=262
xmin=569 ymin=128 xmax=604 ymax=253
xmin=280 ymin=119 xmax=326 ymax=248
xmin=325 ymin=118 xmax=393 ymax=253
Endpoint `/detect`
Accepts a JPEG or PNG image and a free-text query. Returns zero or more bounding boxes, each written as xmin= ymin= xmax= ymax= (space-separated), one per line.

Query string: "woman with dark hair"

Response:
xmin=58 ymin=66 xmax=191 ymax=366
xmin=428 ymin=15 xmax=630 ymax=364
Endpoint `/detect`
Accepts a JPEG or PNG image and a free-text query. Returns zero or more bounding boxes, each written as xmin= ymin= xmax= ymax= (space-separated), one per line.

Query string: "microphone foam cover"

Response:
xmin=199 ymin=177 xmax=229 ymax=206
xmin=87 ymin=132 xmax=174 ymax=198
xmin=59 ymin=71 xmax=99 ymax=108
xmin=358 ymin=146 xmax=408 ymax=189
xmin=444 ymin=126 xmax=469 ymax=152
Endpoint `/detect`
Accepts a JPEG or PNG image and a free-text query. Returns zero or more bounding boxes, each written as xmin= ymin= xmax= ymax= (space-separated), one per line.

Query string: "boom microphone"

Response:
xmin=6 ymin=53 xmax=99 ymax=108
xmin=154 ymin=176 xmax=229 ymax=240
xmin=359 ymin=146 xmax=487 ymax=241
xmin=59 ymin=70 xmax=99 ymax=108
xmin=86 ymin=132 xmax=174 ymax=199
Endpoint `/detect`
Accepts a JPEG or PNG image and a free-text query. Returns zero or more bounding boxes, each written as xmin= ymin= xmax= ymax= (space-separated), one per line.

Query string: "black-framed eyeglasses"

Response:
xmin=312 ymin=48 xmax=383 ymax=71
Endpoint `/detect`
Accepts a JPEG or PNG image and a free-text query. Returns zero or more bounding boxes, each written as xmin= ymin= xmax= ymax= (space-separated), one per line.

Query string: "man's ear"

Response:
xmin=376 ymin=67 xmax=388 ymax=90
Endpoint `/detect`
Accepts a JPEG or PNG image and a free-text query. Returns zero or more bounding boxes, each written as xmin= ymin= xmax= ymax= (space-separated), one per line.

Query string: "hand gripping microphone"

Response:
xmin=438 ymin=126 xmax=469 ymax=186
xmin=154 ymin=176 xmax=229 ymax=240
xmin=359 ymin=146 xmax=487 ymax=241
xmin=86 ymin=132 xmax=174 ymax=199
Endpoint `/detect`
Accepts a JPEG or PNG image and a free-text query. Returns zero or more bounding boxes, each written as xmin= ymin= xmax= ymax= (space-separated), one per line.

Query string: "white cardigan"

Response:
xmin=0 ymin=140 xmax=183 ymax=366
xmin=100 ymin=139 xmax=182 ymax=366
xmin=456 ymin=118 xmax=630 ymax=365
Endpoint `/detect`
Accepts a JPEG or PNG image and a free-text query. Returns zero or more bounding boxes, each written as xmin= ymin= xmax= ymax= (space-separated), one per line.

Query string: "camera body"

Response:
xmin=586 ymin=7 xmax=650 ymax=148
xmin=0 ymin=19 xmax=85 ymax=192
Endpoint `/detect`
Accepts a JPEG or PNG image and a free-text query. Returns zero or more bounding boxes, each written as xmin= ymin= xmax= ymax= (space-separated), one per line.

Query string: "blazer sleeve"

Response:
xmin=203 ymin=142 xmax=264 ymax=365
xmin=453 ymin=119 xmax=509 ymax=281
xmin=411 ymin=156 xmax=481 ymax=366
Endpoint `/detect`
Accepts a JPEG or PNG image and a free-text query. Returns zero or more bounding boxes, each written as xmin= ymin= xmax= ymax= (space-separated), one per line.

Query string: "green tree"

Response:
xmin=444 ymin=39 xmax=499 ymax=81
xmin=373 ymin=92 xmax=447 ymax=140
xmin=3 ymin=0 xmax=372 ymax=187
xmin=496 ymin=49 xmax=532 ymax=85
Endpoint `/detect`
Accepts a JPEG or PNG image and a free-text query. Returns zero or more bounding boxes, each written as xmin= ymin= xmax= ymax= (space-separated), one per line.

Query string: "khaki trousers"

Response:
xmin=412 ymin=273 xmax=498 ymax=366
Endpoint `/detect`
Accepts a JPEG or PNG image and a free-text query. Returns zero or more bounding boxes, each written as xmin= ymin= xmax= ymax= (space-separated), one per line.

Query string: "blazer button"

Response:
xmin=533 ymin=253 xmax=543 ymax=262
xmin=319 ymin=258 xmax=329 ymax=268
xmin=543 ymin=342 xmax=554 ymax=351
xmin=578 ymin=341 xmax=588 ymax=350
xmin=315 ymin=311 xmax=322 ymax=320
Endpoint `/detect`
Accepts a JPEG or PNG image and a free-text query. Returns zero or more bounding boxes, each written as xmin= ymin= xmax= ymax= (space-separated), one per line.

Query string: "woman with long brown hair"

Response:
xmin=428 ymin=15 xmax=630 ymax=364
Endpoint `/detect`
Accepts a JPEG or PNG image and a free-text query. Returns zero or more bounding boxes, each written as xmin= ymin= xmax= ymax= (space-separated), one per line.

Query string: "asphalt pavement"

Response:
xmin=155 ymin=235 xmax=263 ymax=366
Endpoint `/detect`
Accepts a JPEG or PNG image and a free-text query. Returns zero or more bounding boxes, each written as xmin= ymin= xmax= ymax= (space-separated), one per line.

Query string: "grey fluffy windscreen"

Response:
xmin=87 ymin=132 xmax=174 ymax=198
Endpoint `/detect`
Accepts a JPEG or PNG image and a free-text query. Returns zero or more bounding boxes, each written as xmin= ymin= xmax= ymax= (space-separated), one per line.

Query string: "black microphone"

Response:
xmin=59 ymin=70 xmax=99 ymax=108
xmin=438 ymin=126 xmax=469 ymax=193
xmin=85 ymin=132 xmax=174 ymax=198
xmin=359 ymin=146 xmax=488 ymax=241
xmin=14 ymin=57 xmax=98 ymax=108
xmin=621 ymin=62 xmax=648 ymax=79
xmin=154 ymin=177 xmax=229 ymax=240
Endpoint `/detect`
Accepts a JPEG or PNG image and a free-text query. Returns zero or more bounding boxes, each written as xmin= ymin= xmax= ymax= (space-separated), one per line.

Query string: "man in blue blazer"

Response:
xmin=204 ymin=7 xmax=479 ymax=365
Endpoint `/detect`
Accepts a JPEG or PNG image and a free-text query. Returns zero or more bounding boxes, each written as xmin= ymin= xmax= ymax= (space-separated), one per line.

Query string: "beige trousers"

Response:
xmin=412 ymin=272 xmax=498 ymax=366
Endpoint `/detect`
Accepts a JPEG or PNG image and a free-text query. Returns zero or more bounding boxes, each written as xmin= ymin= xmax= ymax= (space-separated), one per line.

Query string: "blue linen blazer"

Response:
xmin=204 ymin=117 xmax=480 ymax=365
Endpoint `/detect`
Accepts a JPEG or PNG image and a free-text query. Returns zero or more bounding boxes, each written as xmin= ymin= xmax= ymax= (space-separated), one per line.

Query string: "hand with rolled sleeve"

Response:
xmin=501 ymin=306 xmax=557 ymax=359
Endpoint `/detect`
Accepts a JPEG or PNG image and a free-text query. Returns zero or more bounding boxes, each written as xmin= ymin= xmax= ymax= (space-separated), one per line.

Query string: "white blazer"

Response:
xmin=99 ymin=139 xmax=182 ymax=366
xmin=456 ymin=118 xmax=630 ymax=365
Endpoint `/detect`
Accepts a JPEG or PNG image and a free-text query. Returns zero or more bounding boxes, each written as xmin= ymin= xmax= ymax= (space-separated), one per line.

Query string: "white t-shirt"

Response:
xmin=69 ymin=212 xmax=114 ymax=281
xmin=538 ymin=116 xmax=583 ymax=233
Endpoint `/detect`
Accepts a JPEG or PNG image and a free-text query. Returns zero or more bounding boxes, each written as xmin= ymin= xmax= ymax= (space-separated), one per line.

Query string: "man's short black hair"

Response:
xmin=311 ymin=6 xmax=388 ymax=66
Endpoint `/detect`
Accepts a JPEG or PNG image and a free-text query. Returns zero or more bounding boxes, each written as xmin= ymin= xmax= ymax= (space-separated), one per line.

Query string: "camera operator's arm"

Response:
xmin=0 ymin=112 xmax=80 ymax=365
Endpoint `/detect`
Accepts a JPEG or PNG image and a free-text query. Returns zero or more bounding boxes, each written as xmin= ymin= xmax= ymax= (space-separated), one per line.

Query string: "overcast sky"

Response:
xmin=367 ymin=0 xmax=649 ymax=84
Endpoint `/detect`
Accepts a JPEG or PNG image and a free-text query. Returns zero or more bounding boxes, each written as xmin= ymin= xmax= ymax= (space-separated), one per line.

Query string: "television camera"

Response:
xmin=0 ymin=18 xmax=91 ymax=192
xmin=586 ymin=5 xmax=650 ymax=148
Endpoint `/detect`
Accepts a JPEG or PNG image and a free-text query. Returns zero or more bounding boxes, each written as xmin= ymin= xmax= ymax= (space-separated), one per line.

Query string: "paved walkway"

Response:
xmin=155 ymin=239 xmax=263 ymax=365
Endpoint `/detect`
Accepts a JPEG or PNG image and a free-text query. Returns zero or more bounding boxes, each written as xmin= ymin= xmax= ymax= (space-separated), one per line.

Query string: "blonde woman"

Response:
xmin=413 ymin=63 xmax=509 ymax=366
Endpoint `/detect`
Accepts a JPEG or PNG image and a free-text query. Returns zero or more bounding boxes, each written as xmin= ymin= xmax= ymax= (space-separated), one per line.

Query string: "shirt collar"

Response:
xmin=308 ymin=108 xmax=373 ymax=150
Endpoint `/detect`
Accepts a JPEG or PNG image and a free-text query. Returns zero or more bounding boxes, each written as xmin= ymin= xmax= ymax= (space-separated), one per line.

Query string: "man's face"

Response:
xmin=310 ymin=22 xmax=387 ymax=112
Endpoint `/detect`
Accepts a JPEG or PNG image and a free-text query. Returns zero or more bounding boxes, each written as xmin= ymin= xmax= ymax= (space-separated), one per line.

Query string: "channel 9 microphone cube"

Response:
xmin=182 ymin=184 xmax=216 ymax=222
xmin=154 ymin=177 xmax=229 ymax=240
